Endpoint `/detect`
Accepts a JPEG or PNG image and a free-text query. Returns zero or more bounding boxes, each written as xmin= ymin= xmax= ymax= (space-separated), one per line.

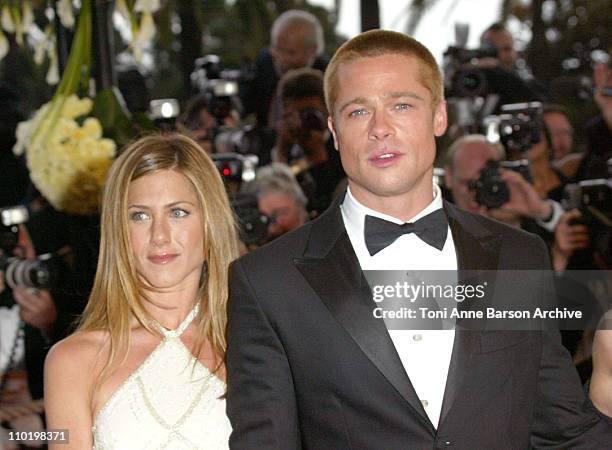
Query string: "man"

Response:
xmin=543 ymin=104 xmax=575 ymax=162
xmin=240 ymin=10 xmax=328 ymax=128
xmin=480 ymin=23 xmax=518 ymax=72
xmin=476 ymin=22 xmax=546 ymax=107
xmin=227 ymin=30 xmax=611 ymax=448
xmin=443 ymin=134 xmax=562 ymax=229
xmin=273 ymin=67 xmax=345 ymax=214
xmin=241 ymin=163 xmax=308 ymax=242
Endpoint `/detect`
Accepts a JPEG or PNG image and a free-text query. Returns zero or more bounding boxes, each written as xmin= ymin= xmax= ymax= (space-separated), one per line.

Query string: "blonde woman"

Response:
xmin=44 ymin=134 xmax=239 ymax=449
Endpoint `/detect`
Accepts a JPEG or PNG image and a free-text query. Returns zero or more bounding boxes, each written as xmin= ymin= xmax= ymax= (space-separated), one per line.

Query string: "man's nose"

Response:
xmin=369 ymin=110 xmax=394 ymax=141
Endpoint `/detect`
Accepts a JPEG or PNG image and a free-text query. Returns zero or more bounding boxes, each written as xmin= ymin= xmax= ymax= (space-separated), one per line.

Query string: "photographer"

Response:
xmin=240 ymin=10 xmax=329 ymax=130
xmin=443 ymin=135 xmax=606 ymax=370
xmin=273 ymin=67 xmax=345 ymax=215
xmin=241 ymin=163 xmax=308 ymax=243
xmin=1 ymin=204 xmax=87 ymax=445
xmin=177 ymin=93 xmax=239 ymax=154
xmin=544 ymin=104 xmax=578 ymax=163
xmin=575 ymin=63 xmax=612 ymax=181
xmin=443 ymin=134 xmax=562 ymax=231
xmin=478 ymin=22 xmax=547 ymax=104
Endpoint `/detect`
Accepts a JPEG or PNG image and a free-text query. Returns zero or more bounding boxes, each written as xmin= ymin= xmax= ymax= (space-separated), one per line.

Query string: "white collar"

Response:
xmin=341 ymin=183 xmax=444 ymax=236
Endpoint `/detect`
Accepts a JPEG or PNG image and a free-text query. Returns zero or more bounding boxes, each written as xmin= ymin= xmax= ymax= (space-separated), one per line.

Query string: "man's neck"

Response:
xmin=349 ymin=183 xmax=434 ymax=222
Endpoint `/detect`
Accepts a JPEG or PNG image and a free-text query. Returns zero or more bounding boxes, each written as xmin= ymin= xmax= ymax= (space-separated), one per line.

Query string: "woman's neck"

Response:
xmin=142 ymin=287 xmax=199 ymax=330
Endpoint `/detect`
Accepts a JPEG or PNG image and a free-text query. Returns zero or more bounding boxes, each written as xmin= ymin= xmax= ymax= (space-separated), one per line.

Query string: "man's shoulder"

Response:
xmin=237 ymin=220 xmax=315 ymax=269
xmin=446 ymin=202 xmax=545 ymax=246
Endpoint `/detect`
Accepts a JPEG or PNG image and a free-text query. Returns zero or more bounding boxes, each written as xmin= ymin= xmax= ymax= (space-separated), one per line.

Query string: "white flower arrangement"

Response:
xmin=14 ymin=94 xmax=117 ymax=215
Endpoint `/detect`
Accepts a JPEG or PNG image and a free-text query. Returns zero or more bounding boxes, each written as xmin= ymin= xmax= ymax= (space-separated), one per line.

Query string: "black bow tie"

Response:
xmin=364 ymin=209 xmax=448 ymax=256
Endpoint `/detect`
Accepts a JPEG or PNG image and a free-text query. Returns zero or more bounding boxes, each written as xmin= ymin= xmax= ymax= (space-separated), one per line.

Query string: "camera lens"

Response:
xmin=2 ymin=255 xmax=56 ymax=289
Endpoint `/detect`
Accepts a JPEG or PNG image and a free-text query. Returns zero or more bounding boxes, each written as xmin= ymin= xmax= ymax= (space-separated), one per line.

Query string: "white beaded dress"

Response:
xmin=92 ymin=304 xmax=231 ymax=449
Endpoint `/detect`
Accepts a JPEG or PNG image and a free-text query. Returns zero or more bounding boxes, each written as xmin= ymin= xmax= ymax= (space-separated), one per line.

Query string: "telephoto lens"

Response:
xmin=0 ymin=253 xmax=58 ymax=290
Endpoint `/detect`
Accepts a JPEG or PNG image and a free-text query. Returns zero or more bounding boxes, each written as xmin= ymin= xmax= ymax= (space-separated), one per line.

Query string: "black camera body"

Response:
xmin=211 ymin=153 xmax=258 ymax=184
xmin=214 ymin=126 xmax=276 ymax=159
xmin=483 ymin=102 xmax=543 ymax=156
xmin=0 ymin=253 xmax=58 ymax=290
xmin=563 ymin=177 xmax=612 ymax=265
xmin=191 ymin=54 xmax=242 ymax=125
xmin=0 ymin=206 xmax=58 ymax=290
xmin=229 ymin=193 xmax=270 ymax=246
xmin=443 ymin=44 xmax=498 ymax=98
xmin=564 ymin=179 xmax=612 ymax=221
xmin=469 ymin=159 xmax=531 ymax=209
xmin=210 ymin=154 xmax=270 ymax=245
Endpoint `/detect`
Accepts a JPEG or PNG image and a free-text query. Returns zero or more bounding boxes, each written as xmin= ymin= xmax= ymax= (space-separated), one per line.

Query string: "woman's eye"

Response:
xmin=130 ymin=211 xmax=149 ymax=221
xmin=171 ymin=208 xmax=189 ymax=218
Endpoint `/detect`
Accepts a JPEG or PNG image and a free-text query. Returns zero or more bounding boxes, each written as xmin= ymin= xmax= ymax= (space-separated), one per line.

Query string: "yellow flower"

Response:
xmin=17 ymin=94 xmax=117 ymax=215
xmin=62 ymin=95 xmax=93 ymax=119
xmin=82 ymin=117 xmax=103 ymax=139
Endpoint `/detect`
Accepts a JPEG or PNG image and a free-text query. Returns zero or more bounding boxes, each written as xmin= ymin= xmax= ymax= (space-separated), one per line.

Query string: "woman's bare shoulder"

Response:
xmin=46 ymin=330 xmax=110 ymax=374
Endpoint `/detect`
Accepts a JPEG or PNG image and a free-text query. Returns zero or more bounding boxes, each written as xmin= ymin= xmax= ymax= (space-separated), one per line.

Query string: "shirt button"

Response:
xmin=413 ymin=334 xmax=422 ymax=341
xmin=421 ymin=399 xmax=429 ymax=408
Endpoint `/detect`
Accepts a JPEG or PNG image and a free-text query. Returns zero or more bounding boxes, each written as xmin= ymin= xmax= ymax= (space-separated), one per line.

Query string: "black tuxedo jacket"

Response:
xmin=226 ymin=197 xmax=611 ymax=449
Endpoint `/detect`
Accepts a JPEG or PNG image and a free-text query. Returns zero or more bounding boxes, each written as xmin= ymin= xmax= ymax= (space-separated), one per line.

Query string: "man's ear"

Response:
xmin=327 ymin=116 xmax=339 ymax=151
xmin=434 ymin=100 xmax=448 ymax=137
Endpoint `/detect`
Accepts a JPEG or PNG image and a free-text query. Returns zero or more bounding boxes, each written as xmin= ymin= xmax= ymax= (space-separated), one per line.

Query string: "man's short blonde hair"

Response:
xmin=324 ymin=29 xmax=444 ymax=116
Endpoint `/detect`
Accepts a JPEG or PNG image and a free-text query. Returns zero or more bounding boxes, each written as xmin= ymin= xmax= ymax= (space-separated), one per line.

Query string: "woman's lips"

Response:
xmin=147 ymin=254 xmax=179 ymax=264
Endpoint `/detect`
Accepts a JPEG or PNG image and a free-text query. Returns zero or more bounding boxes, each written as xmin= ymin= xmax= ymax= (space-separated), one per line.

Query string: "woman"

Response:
xmin=44 ymin=134 xmax=239 ymax=449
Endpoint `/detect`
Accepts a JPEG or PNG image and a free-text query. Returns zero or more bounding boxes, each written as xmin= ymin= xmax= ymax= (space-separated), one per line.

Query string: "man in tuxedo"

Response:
xmin=226 ymin=30 xmax=611 ymax=449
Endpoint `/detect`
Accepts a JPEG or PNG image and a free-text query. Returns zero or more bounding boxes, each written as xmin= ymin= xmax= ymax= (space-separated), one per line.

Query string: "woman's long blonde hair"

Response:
xmin=78 ymin=133 xmax=239 ymax=389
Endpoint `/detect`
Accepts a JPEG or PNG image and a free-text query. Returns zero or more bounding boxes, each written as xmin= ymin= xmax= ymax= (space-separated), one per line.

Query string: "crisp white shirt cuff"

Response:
xmin=535 ymin=200 xmax=564 ymax=232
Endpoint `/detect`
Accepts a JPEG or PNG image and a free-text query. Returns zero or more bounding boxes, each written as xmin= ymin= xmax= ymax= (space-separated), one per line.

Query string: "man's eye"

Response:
xmin=171 ymin=208 xmax=189 ymax=218
xmin=130 ymin=211 xmax=149 ymax=221
xmin=348 ymin=108 xmax=367 ymax=117
xmin=395 ymin=103 xmax=412 ymax=110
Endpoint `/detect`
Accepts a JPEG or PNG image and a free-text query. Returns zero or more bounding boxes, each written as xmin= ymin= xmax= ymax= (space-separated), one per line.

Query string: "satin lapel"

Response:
xmin=438 ymin=202 xmax=503 ymax=428
xmin=293 ymin=199 xmax=434 ymax=432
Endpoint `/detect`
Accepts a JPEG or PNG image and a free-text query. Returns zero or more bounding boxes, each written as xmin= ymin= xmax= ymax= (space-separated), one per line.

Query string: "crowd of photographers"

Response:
xmin=1 ymin=8 xmax=611 ymax=444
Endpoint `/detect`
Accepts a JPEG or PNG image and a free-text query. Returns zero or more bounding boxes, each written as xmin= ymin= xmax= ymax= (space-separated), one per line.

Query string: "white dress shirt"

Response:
xmin=341 ymin=184 xmax=457 ymax=429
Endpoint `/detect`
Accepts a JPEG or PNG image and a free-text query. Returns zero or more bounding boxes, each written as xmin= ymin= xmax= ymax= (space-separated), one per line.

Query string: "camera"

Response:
xmin=191 ymin=54 xmax=242 ymax=125
xmin=563 ymin=175 xmax=612 ymax=265
xmin=443 ymin=44 xmax=498 ymax=98
xmin=0 ymin=206 xmax=58 ymax=290
xmin=469 ymin=159 xmax=531 ymax=209
xmin=211 ymin=153 xmax=258 ymax=184
xmin=483 ymin=102 xmax=543 ymax=155
xmin=229 ymin=193 xmax=270 ymax=246
xmin=564 ymin=179 xmax=612 ymax=220
xmin=190 ymin=55 xmax=275 ymax=159
xmin=149 ymin=98 xmax=180 ymax=131
xmin=0 ymin=253 xmax=59 ymax=290
xmin=214 ymin=126 xmax=276 ymax=158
